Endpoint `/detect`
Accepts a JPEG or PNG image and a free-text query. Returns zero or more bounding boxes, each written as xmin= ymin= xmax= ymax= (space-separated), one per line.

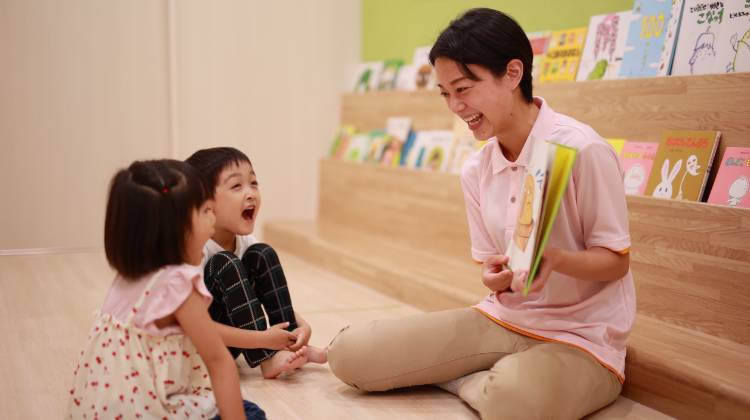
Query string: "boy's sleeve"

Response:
xmin=574 ymin=142 xmax=631 ymax=254
xmin=461 ymin=158 xmax=499 ymax=262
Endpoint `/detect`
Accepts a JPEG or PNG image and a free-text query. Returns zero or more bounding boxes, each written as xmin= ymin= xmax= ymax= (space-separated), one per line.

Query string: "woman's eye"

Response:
xmin=456 ymin=86 xmax=470 ymax=93
xmin=439 ymin=91 xmax=449 ymax=97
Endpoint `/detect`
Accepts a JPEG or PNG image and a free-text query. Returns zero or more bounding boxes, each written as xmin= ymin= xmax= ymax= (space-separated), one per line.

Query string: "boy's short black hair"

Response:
xmin=429 ymin=8 xmax=534 ymax=103
xmin=185 ymin=147 xmax=252 ymax=199
xmin=104 ymin=159 xmax=207 ymax=279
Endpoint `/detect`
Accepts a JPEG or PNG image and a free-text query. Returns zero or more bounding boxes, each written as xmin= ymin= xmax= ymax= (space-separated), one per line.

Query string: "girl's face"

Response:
xmin=185 ymin=200 xmax=216 ymax=266
xmin=434 ymin=57 xmax=518 ymax=141
xmin=213 ymin=161 xmax=261 ymax=237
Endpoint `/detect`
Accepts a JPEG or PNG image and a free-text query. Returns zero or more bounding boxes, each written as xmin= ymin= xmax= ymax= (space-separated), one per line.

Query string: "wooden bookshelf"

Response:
xmin=267 ymin=73 xmax=750 ymax=419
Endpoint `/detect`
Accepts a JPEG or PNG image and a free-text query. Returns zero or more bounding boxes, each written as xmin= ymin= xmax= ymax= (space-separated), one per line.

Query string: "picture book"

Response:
xmin=707 ymin=147 xmax=750 ymax=208
xmin=364 ymin=130 xmax=389 ymax=163
xmin=405 ymin=130 xmax=453 ymax=170
xmin=328 ymin=125 xmax=355 ymax=159
xmin=606 ymin=138 xmax=627 ymax=157
xmin=377 ymin=59 xmax=405 ymax=91
xmin=527 ymin=31 xmax=551 ymax=83
xmin=577 ymin=11 xmax=634 ymax=81
xmin=448 ymin=116 xmax=488 ymax=174
xmin=381 ymin=117 xmax=412 ymax=167
xmin=644 ymin=129 xmax=721 ymax=201
xmin=399 ymin=131 xmax=418 ymax=167
xmin=671 ymin=0 xmax=750 ymax=75
xmin=505 ymin=138 xmax=578 ymax=295
xmin=539 ymin=27 xmax=588 ymax=83
xmin=351 ymin=62 xmax=383 ymax=93
xmin=620 ymin=0 xmax=686 ymax=78
xmin=412 ymin=46 xmax=437 ymax=91
xmin=621 ymin=141 xmax=660 ymax=195
xmin=343 ymin=133 xmax=371 ymax=163
xmin=395 ymin=64 xmax=417 ymax=91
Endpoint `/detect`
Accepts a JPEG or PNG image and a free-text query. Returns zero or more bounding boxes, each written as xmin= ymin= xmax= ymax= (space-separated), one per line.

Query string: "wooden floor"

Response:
xmin=0 ymin=251 xmax=671 ymax=419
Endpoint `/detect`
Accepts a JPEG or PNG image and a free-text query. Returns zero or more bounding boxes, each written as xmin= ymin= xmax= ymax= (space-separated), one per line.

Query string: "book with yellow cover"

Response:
xmin=505 ymin=138 xmax=578 ymax=295
xmin=539 ymin=27 xmax=588 ymax=83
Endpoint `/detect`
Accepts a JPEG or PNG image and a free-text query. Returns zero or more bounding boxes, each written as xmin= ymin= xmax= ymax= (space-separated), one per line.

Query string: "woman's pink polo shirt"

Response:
xmin=462 ymin=97 xmax=635 ymax=381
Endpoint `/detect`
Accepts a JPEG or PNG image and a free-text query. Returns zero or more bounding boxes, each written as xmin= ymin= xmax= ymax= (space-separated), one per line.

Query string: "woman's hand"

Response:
xmin=511 ymin=247 xmax=562 ymax=293
xmin=288 ymin=322 xmax=312 ymax=351
xmin=482 ymin=255 xmax=513 ymax=293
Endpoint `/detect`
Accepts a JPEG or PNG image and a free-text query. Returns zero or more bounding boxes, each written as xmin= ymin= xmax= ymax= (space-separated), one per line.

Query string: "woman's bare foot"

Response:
xmin=306 ymin=346 xmax=328 ymax=364
xmin=260 ymin=347 xmax=308 ymax=379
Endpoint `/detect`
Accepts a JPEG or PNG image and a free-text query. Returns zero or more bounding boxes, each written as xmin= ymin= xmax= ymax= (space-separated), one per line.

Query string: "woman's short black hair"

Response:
xmin=185 ymin=147 xmax=252 ymax=199
xmin=429 ymin=8 xmax=534 ymax=103
xmin=104 ymin=159 xmax=208 ymax=279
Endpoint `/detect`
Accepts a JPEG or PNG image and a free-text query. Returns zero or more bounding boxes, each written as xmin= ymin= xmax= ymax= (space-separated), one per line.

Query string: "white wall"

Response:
xmin=0 ymin=0 xmax=361 ymax=250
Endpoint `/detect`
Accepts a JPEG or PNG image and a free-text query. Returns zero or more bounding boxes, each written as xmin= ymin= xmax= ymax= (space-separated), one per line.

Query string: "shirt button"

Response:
xmin=510 ymin=196 xmax=516 ymax=203
xmin=511 ymin=166 xmax=518 ymax=171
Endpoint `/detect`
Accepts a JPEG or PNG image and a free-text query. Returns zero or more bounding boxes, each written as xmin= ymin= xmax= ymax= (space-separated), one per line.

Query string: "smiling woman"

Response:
xmin=328 ymin=8 xmax=634 ymax=420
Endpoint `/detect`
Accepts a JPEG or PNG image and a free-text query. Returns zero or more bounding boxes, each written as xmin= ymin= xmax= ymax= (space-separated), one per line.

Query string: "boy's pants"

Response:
xmin=204 ymin=243 xmax=298 ymax=367
xmin=328 ymin=307 xmax=621 ymax=420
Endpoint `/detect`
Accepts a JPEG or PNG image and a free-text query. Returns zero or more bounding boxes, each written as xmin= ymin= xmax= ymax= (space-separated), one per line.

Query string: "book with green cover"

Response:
xmin=505 ymin=138 xmax=578 ymax=296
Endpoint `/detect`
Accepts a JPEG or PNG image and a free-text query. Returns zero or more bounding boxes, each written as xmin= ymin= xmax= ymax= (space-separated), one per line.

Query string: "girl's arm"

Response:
xmin=288 ymin=313 xmax=312 ymax=351
xmin=213 ymin=321 xmax=296 ymax=350
xmin=175 ymin=290 xmax=244 ymax=420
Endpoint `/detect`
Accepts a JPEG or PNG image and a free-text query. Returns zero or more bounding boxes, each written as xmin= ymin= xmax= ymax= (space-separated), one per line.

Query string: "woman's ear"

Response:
xmin=504 ymin=59 xmax=524 ymax=90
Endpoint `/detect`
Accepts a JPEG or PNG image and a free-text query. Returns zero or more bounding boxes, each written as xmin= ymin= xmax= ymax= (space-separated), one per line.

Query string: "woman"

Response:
xmin=328 ymin=8 xmax=634 ymax=420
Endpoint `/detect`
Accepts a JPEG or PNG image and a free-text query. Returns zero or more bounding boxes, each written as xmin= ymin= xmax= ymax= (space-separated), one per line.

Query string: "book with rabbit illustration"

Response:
xmin=505 ymin=138 xmax=578 ymax=296
xmin=577 ymin=11 xmax=635 ymax=81
xmin=707 ymin=147 xmax=750 ymax=208
xmin=539 ymin=27 xmax=588 ymax=83
xmin=621 ymin=141 xmax=660 ymax=195
xmin=671 ymin=0 xmax=750 ymax=75
xmin=620 ymin=0 xmax=686 ymax=78
xmin=644 ymin=129 xmax=721 ymax=201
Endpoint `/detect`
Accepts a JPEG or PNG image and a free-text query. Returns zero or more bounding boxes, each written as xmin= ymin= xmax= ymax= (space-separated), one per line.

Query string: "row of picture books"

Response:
xmin=351 ymin=0 xmax=750 ymax=93
xmin=328 ymin=120 xmax=750 ymax=209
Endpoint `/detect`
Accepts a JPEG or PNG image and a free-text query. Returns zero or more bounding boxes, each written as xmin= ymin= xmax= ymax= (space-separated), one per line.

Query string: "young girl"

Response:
xmin=66 ymin=159 xmax=265 ymax=419
xmin=328 ymin=8 xmax=633 ymax=420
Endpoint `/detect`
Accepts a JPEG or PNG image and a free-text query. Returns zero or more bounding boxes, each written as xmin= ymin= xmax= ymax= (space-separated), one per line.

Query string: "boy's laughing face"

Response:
xmin=213 ymin=161 xmax=261 ymax=240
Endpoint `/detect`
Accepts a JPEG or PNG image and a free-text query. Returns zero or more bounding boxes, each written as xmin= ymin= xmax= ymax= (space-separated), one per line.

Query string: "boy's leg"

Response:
xmin=203 ymin=251 xmax=276 ymax=366
xmin=241 ymin=243 xmax=298 ymax=331
xmin=327 ymin=307 xmax=529 ymax=391
xmin=456 ymin=341 xmax=622 ymax=420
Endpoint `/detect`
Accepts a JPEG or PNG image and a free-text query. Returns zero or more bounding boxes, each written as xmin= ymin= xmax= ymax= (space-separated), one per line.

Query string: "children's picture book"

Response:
xmin=448 ymin=116 xmax=488 ymax=174
xmin=707 ymin=147 xmax=750 ymax=208
xmin=527 ymin=31 xmax=551 ymax=83
xmin=539 ymin=27 xmax=588 ymax=83
xmin=606 ymin=138 xmax=627 ymax=157
xmin=621 ymin=141 xmax=660 ymax=195
xmin=381 ymin=117 xmax=412 ymax=167
xmin=377 ymin=59 xmax=405 ymax=91
xmin=364 ymin=130 xmax=389 ymax=163
xmin=395 ymin=64 xmax=417 ymax=91
xmin=505 ymin=138 xmax=578 ymax=296
xmin=350 ymin=62 xmax=383 ymax=93
xmin=328 ymin=125 xmax=355 ymax=159
xmin=671 ymin=0 xmax=750 ymax=75
xmin=399 ymin=131 xmax=418 ymax=167
xmin=577 ymin=11 xmax=634 ymax=81
xmin=343 ymin=133 xmax=371 ymax=163
xmin=620 ymin=0 xmax=686 ymax=78
xmin=644 ymin=129 xmax=721 ymax=201
xmin=412 ymin=46 xmax=437 ymax=91
xmin=405 ymin=130 xmax=453 ymax=170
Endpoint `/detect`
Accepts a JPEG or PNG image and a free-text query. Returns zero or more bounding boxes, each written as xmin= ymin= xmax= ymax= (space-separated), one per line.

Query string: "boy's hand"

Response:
xmin=482 ymin=255 xmax=513 ymax=293
xmin=288 ymin=323 xmax=311 ymax=351
xmin=263 ymin=322 xmax=297 ymax=350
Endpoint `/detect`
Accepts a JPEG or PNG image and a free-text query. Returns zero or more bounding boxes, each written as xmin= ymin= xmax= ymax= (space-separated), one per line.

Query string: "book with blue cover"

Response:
xmin=620 ymin=0 xmax=686 ymax=78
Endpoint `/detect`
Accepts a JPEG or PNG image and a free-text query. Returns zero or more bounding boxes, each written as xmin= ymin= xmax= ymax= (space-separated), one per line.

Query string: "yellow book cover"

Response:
xmin=539 ymin=27 xmax=588 ymax=83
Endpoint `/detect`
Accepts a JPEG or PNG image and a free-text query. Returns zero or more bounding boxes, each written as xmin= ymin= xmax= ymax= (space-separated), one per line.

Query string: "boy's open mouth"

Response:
xmin=242 ymin=207 xmax=255 ymax=221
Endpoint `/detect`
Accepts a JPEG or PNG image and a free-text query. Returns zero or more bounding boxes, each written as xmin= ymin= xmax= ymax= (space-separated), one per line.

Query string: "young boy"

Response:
xmin=187 ymin=147 xmax=327 ymax=379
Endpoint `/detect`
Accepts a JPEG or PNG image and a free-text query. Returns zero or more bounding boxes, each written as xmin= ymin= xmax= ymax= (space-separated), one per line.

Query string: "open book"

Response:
xmin=505 ymin=138 xmax=578 ymax=295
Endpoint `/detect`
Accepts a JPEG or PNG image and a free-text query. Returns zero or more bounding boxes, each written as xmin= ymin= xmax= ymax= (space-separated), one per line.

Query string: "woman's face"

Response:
xmin=434 ymin=57 xmax=517 ymax=141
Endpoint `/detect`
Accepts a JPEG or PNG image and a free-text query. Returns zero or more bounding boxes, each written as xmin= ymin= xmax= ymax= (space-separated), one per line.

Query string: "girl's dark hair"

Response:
xmin=104 ymin=159 xmax=208 ymax=279
xmin=429 ymin=8 xmax=534 ymax=103
xmin=185 ymin=147 xmax=252 ymax=200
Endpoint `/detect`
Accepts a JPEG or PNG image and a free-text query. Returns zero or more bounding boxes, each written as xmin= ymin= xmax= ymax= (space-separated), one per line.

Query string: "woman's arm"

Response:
xmin=525 ymin=246 xmax=630 ymax=293
xmin=175 ymin=290 xmax=244 ymax=420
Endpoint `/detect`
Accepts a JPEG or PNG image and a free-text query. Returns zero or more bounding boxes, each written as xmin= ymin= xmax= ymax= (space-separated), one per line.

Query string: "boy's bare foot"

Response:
xmin=260 ymin=347 xmax=308 ymax=379
xmin=306 ymin=346 xmax=328 ymax=364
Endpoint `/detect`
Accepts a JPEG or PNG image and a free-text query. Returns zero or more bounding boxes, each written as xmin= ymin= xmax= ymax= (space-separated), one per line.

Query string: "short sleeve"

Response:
xmin=461 ymin=157 xmax=498 ymax=262
xmin=574 ymin=142 xmax=631 ymax=253
xmin=135 ymin=265 xmax=213 ymax=333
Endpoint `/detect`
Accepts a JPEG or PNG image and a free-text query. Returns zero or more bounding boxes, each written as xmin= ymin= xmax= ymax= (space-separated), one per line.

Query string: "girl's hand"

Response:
xmin=482 ymin=255 xmax=513 ymax=293
xmin=288 ymin=323 xmax=311 ymax=351
xmin=263 ymin=322 xmax=297 ymax=350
